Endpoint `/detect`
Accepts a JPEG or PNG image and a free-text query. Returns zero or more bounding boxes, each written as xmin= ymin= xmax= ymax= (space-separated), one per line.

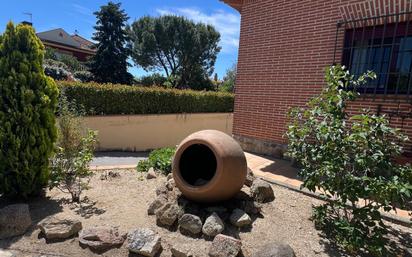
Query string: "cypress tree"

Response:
xmin=0 ymin=22 xmax=58 ymax=198
xmin=90 ymin=2 xmax=133 ymax=85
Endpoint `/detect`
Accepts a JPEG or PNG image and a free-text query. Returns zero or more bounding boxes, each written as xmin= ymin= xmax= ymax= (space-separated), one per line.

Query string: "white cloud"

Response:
xmin=156 ymin=7 xmax=240 ymax=53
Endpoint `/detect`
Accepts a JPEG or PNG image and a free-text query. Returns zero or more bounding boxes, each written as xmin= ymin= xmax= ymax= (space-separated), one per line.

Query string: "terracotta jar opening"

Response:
xmin=179 ymin=143 xmax=217 ymax=187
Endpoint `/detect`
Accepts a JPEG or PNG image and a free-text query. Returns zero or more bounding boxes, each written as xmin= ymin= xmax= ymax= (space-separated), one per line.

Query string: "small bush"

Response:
xmin=49 ymin=94 xmax=97 ymax=203
xmin=136 ymin=73 xmax=167 ymax=87
xmin=44 ymin=59 xmax=71 ymax=81
xmin=58 ymin=81 xmax=234 ymax=115
xmin=74 ymin=70 xmax=94 ymax=82
xmin=287 ymin=65 xmax=412 ymax=256
xmin=137 ymin=147 xmax=176 ymax=175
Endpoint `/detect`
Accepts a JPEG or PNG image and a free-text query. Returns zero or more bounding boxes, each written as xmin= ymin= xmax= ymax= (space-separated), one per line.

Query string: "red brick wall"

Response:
xmin=234 ymin=0 xmax=412 ymax=153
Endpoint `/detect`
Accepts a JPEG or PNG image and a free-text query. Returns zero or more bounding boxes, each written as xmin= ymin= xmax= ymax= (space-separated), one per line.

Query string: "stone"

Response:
xmin=209 ymin=234 xmax=242 ymax=257
xmin=156 ymin=203 xmax=182 ymax=226
xmin=202 ymin=212 xmax=224 ymax=237
xmin=38 ymin=216 xmax=82 ymax=240
xmin=245 ymin=168 xmax=255 ymax=187
xmin=229 ymin=209 xmax=252 ymax=227
xmin=147 ymin=168 xmax=157 ymax=179
xmin=166 ymin=179 xmax=176 ymax=190
xmin=167 ymin=173 xmax=173 ymax=180
xmin=241 ymin=201 xmax=263 ymax=215
xmin=171 ymin=245 xmax=193 ymax=257
xmin=0 ymin=204 xmax=31 ymax=239
xmin=178 ymin=214 xmax=202 ymax=235
xmin=148 ymin=196 xmax=168 ymax=215
xmin=250 ymin=178 xmax=275 ymax=203
xmin=127 ymin=228 xmax=161 ymax=257
xmin=0 ymin=250 xmax=15 ymax=257
xmin=252 ymin=243 xmax=296 ymax=257
xmin=156 ymin=184 xmax=168 ymax=196
xmin=79 ymin=227 xmax=126 ymax=251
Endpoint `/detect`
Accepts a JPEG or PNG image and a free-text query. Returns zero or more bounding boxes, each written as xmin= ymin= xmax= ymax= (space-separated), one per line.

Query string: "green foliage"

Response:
xmin=43 ymin=59 xmax=71 ymax=81
xmin=90 ymin=2 xmax=133 ymax=85
xmin=136 ymin=73 xmax=167 ymax=87
xmin=137 ymin=147 xmax=176 ymax=175
xmin=44 ymin=47 xmax=88 ymax=73
xmin=128 ymin=15 xmax=221 ymax=90
xmin=0 ymin=22 xmax=59 ymax=198
xmin=287 ymin=65 xmax=412 ymax=255
xmin=49 ymin=93 xmax=97 ymax=203
xmin=219 ymin=64 xmax=237 ymax=93
xmin=73 ymin=70 xmax=94 ymax=82
xmin=58 ymin=81 xmax=234 ymax=115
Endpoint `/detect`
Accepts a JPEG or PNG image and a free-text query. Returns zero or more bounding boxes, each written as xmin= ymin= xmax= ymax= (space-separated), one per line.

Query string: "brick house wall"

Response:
xmin=224 ymin=0 xmax=412 ymax=156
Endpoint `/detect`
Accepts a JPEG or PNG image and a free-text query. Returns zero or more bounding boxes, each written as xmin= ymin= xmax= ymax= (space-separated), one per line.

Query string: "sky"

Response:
xmin=0 ymin=0 xmax=240 ymax=79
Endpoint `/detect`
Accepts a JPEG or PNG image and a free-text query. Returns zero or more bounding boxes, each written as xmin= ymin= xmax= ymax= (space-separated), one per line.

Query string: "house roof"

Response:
xmin=37 ymin=28 xmax=81 ymax=48
xmin=71 ymin=34 xmax=95 ymax=51
xmin=220 ymin=0 xmax=242 ymax=12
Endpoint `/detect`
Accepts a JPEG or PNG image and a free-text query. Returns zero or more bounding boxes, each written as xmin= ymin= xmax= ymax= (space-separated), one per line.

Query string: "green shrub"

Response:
xmin=0 ymin=22 xmax=59 ymax=198
xmin=58 ymin=81 xmax=234 ymax=115
xmin=49 ymin=93 xmax=97 ymax=203
xmin=44 ymin=59 xmax=71 ymax=81
xmin=137 ymin=147 xmax=176 ymax=175
xmin=73 ymin=70 xmax=94 ymax=82
xmin=287 ymin=65 xmax=412 ymax=256
xmin=136 ymin=73 xmax=167 ymax=87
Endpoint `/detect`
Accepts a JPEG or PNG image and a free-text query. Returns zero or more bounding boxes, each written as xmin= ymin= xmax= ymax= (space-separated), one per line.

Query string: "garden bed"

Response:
xmin=0 ymin=169 xmax=410 ymax=257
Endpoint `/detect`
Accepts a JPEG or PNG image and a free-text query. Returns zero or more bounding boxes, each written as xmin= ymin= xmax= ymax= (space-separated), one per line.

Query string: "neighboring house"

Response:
xmin=37 ymin=28 xmax=96 ymax=61
xmin=222 ymin=0 xmax=412 ymax=156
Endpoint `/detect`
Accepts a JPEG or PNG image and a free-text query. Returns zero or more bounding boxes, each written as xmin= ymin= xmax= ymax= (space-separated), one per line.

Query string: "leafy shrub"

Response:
xmin=74 ymin=70 xmax=94 ymax=82
xmin=0 ymin=22 xmax=59 ymax=198
xmin=44 ymin=59 xmax=72 ymax=81
xmin=58 ymin=81 xmax=234 ymax=115
xmin=45 ymin=47 xmax=88 ymax=72
xmin=287 ymin=65 xmax=412 ymax=256
xmin=49 ymin=94 xmax=97 ymax=202
xmin=136 ymin=73 xmax=167 ymax=87
xmin=137 ymin=147 xmax=176 ymax=175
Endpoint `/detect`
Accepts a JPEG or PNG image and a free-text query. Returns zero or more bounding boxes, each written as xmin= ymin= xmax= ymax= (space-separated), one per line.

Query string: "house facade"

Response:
xmin=37 ymin=28 xmax=95 ymax=62
xmin=223 ymin=0 xmax=412 ymax=156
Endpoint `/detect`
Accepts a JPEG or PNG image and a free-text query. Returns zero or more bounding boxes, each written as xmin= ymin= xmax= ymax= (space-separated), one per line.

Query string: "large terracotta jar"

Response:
xmin=172 ymin=130 xmax=247 ymax=202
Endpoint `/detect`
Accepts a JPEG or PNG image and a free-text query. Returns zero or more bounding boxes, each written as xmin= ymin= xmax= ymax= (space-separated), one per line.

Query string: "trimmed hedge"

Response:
xmin=58 ymin=81 xmax=234 ymax=115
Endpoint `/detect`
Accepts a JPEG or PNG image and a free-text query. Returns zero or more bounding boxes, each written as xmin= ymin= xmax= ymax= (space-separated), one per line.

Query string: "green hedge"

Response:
xmin=58 ymin=81 xmax=234 ymax=115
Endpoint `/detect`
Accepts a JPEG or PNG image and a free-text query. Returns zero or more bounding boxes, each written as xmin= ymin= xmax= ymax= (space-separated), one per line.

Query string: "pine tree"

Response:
xmin=0 ymin=22 xmax=59 ymax=198
xmin=90 ymin=2 xmax=133 ymax=85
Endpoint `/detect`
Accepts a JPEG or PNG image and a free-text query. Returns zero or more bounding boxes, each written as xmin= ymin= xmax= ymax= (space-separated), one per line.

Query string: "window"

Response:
xmin=336 ymin=13 xmax=412 ymax=96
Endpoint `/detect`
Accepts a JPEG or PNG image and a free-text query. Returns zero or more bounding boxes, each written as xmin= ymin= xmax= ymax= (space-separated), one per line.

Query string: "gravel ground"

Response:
xmin=0 ymin=169 xmax=411 ymax=257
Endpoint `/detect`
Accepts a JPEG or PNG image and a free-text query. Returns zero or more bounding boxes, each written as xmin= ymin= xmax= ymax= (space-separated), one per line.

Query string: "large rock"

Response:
xmin=79 ymin=227 xmax=126 ymax=251
xmin=209 ymin=234 xmax=242 ymax=257
xmin=245 ymin=168 xmax=256 ymax=187
xmin=229 ymin=209 xmax=252 ymax=228
xmin=148 ymin=196 xmax=168 ymax=215
xmin=202 ymin=212 xmax=224 ymax=237
xmin=127 ymin=228 xmax=161 ymax=257
xmin=156 ymin=203 xmax=182 ymax=226
xmin=252 ymin=243 xmax=296 ymax=257
xmin=0 ymin=204 xmax=31 ymax=239
xmin=250 ymin=179 xmax=275 ymax=203
xmin=38 ymin=217 xmax=82 ymax=240
xmin=178 ymin=214 xmax=202 ymax=235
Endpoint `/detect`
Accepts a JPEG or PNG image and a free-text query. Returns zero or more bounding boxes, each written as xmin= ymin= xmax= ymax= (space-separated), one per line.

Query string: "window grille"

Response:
xmin=334 ymin=12 xmax=412 ymax=100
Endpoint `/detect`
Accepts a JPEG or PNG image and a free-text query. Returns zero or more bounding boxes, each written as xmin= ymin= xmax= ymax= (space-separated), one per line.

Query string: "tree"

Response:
xmin=0 ymin=22 xmax=59 ymax=198
xmin=90 ymin=2 xmax=133 ymax=85
xmin=128 ymin=15 xmax=221 ymax=90
xmin=287 ymin=66 xmax=412 ymax=255
xmin=219 ymin=64 xmax=237 ymax=92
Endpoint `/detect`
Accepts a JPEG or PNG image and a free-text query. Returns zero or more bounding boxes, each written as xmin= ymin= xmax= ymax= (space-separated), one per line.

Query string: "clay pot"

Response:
xmin=173 ymin=130 xmax=247 ymax=202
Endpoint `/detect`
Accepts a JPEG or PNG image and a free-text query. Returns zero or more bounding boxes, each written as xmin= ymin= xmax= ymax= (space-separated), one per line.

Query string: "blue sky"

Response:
xmin=0 ymin=0 xmax=240 ymax=79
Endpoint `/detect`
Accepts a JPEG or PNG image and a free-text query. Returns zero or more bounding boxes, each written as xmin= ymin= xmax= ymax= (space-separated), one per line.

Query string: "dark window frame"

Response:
xmin=334 ymin=12 xmax=412 ymax=100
